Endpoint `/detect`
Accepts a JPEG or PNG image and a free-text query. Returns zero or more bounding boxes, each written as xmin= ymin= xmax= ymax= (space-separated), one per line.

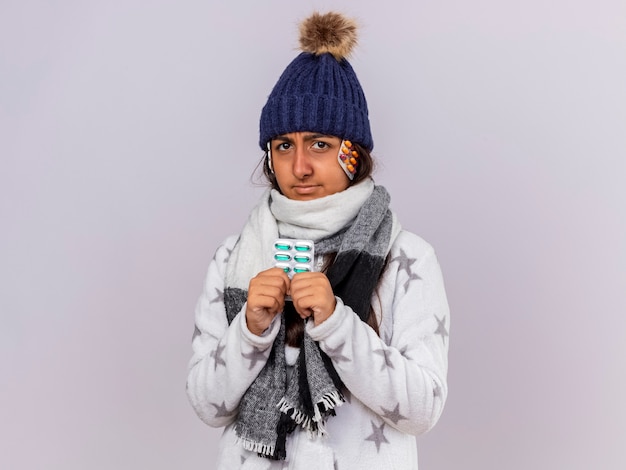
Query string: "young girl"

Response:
xmin=187 ymin=12 xmax=450 ymax=470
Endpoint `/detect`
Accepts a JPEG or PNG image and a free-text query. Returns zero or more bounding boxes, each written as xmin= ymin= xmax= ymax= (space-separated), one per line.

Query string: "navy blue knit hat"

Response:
xmin=259 ymin=12 xmax=373 ymax=151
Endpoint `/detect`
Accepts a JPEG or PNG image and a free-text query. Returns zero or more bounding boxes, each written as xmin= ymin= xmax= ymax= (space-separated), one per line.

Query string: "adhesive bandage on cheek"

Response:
xmin=337 ymin=140 xmax=359 ymax=180
xmin=273 ymin=239 xmax=315 ymax=278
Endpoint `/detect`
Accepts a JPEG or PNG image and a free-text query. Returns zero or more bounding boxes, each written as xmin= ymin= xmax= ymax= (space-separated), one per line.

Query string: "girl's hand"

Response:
xmin=245 ymin=267 xmax=290 ymax=336
xmin=289 ymin=272 xmax=336 ymax=326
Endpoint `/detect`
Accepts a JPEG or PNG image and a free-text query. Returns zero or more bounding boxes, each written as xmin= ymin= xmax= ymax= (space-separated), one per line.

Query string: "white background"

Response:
xmin=1 ymin=0 xmax=625 ymax=469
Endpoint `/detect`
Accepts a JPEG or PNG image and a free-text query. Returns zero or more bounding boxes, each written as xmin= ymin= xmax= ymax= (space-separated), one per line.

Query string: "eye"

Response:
xmin=311 ymin=141 xmax=329 ymax=150
xmin=275 ymin=142 xmax=292 ymax=151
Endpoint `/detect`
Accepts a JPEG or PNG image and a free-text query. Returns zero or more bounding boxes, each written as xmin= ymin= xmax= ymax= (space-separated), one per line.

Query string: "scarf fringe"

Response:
xmin=239 ymin=437 xmax=276 ymax=457
xmin=277 ymin=397 xmax=313 ymax=430
xmin=314 ymin=390 xmax=344 ymax=422
xmin=277 ymin=390 xmax=345 ymax=438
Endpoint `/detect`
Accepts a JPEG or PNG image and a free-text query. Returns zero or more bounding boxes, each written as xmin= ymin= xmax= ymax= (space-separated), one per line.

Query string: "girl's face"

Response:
xmin=270 ymin=132 xmax=350 ymax=201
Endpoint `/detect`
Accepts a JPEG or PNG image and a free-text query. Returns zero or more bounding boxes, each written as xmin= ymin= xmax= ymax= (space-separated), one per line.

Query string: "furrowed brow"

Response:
xmin=302 ymin=133 xmax=335 ymax=142
xmin=273 ymin=135 xmax=295 ymax=144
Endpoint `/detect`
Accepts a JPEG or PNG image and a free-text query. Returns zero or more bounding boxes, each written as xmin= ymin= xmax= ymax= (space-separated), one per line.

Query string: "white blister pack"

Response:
xmin=273 ymin=238 xmax=315 ymax=278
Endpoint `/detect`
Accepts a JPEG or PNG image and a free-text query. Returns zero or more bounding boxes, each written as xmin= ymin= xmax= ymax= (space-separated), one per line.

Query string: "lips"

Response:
xmin=293 ymin=185 xmax=319 ymax=193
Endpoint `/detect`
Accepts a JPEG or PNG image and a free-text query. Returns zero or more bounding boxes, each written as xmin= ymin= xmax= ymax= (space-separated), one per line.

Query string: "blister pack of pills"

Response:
xmin=273 ymin=238 xmax=315 ymax=278
xmin=337 ymin=140 xmax=360 ymax=180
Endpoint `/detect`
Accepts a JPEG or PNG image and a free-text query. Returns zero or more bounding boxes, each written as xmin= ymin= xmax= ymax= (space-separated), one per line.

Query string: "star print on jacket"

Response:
xmin=380 ymin=403 xmax=408 ymax=425
xmin=214 ymin=245 xmax=233 ymax=265
xmin=324 ymin=342 xmax=351 ymax=363
xmin=242 ymin=346 xmax=266 ymax=370
xmin=211 ymin=401 xmax=233 ymax=418
xmin=433 ymin=381 xmax=442 ymax=398
xmin=365 ymin=421 xmax=390 ymax=452
xmin=192 ymin=325 xmax=201 ymax=341
xmin=210 ymin=287 xmax=224 ymax=304
xmin=434 ymin=314 xmax=449 ymax=344
xmin=373 ymin=348 xmax=395 ymax=371
xmin=210 ymin=343 xmax=226 ymax=370
xmin=391 ymin=248 xmax=421 ymax=292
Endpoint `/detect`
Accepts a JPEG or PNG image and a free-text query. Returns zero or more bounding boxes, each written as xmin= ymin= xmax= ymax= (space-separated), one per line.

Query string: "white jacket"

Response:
xmin=187 ymin=229 xmax=450 ymax=470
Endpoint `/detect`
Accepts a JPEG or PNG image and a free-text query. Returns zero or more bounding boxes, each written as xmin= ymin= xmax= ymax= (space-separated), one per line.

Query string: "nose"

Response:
xmin=292 ymin=145 xmax=312 ymax=179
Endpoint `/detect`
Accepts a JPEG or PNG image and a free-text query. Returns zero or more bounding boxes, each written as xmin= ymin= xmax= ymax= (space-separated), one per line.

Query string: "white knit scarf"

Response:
xmin=225 ymin=178 xmax=377 ymax=292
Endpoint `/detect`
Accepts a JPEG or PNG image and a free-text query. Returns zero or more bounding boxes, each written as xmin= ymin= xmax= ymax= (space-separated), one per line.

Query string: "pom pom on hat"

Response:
xmin=259 ymin=11 xmax=373 ymax=150
xmin=299 ymin=11 xmax=358 ymax=60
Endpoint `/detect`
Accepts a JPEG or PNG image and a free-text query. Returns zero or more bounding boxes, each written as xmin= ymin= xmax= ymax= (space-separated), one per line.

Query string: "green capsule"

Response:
xmin=294 ymin=255 xmax=310 ymax=263
xmin=274 ymin=242 xmax=292 ymax=251
xmin=274 ymin=253 xmax=291 ymax=261
xmin=293 ymin=266 xmax=310 ymax=274
xmin=294 ymin=243 xmax=312 ymax=252
xmin=275 ymin=262 xmax=291 ymax=274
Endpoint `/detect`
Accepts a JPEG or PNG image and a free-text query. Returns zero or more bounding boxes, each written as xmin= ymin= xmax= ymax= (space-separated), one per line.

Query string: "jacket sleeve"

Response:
xmin=306 ymin=230 xmax=450 ymax=436
xmin=186 ymin=236 xmax=281 ymax=427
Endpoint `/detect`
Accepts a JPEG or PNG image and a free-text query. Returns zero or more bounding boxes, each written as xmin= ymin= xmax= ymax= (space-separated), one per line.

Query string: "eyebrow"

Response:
xmin=273 ymin=133 xmax=335 ymax=144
